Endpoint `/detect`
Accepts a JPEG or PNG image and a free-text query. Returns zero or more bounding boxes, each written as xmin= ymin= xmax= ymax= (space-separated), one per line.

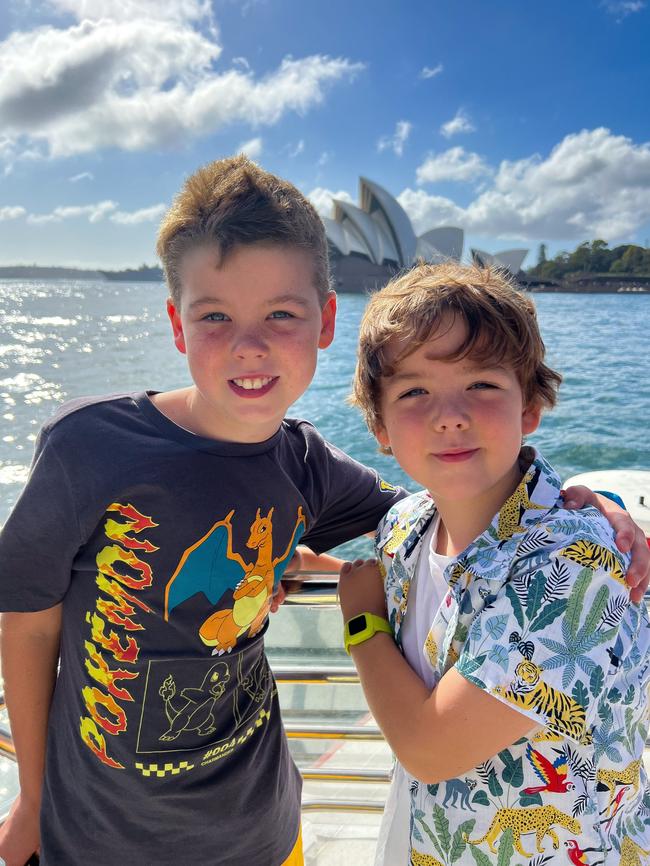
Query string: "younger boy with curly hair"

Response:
xmin=339 ymin=262 xmax=650 ymax=864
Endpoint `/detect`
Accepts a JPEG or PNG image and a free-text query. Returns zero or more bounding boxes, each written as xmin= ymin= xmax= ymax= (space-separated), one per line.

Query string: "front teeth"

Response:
xmin=233 ymin=377 xmax=274 ymax=390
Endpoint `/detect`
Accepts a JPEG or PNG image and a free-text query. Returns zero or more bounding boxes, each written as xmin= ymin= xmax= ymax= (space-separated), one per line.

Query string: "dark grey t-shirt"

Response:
xmin=0 ymin=393 xmax=405 ymax=866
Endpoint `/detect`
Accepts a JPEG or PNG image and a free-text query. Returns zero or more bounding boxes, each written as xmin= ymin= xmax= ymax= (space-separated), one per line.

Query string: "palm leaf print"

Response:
xmin=600 ymin=596 xmax=628 ymax=628
xmin=541 ymin=560 xmax=571 ymax=603
xmin=516 ymin=528 xmax=553 ymax=556
xmin=564 ymin=567 xmax=592 ymax=640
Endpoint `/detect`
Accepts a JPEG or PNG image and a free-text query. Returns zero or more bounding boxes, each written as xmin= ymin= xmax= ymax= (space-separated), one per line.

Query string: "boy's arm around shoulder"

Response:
xmin=0 ymin=605 xmax=62 ymax=865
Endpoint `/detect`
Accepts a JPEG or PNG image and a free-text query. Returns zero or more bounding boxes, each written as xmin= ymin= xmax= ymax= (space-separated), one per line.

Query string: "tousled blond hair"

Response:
xmin=351 ymin=261 xmax=561 ymax=441
xmin=156 ymin=155 xmax=330 ymax=306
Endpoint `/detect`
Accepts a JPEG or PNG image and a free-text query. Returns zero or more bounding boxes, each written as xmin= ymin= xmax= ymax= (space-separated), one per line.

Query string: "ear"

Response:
xmin=318 ymin=292 xmax=337 ymax=349
xmin=374 ymin=423 xmax=390 ymax=451
xmin=166 ymin=298 xmax=186 ymax=355
xmin=522 ymin=402 xmax=542 ymax=436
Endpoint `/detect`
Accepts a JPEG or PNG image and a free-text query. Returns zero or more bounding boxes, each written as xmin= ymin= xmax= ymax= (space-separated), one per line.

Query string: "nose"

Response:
xmin=432 ymin=397 xmax=469 ymax=432
xmin=232 ymin=328 xmax=269 ymax=360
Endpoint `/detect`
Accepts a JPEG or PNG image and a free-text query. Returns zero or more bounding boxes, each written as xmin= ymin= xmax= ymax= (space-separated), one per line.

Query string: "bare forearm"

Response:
xmin=351 ymin=633 xmax=536 ymax=784
xmin=1 ymin=608 xmax=61 ymax=803
xmin=350 ymin=633 xmax=435 ymax=776
xmin=291 ymin=546 xmax=343 ymax=575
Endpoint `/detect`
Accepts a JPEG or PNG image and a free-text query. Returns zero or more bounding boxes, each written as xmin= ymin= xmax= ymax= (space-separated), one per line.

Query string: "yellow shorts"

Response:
xmin=280 ymin=826 xmax=303 ymax=866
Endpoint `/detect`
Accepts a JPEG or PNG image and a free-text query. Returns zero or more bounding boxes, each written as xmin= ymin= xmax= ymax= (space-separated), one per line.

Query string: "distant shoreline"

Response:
xmin=0 ymin=265 xmax=163 ymax=282
xmin=1 ymin=265 xmax=649 ymax=294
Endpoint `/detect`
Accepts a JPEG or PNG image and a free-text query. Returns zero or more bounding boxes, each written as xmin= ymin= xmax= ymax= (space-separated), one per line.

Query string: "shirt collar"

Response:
xmin=453 ymin=446 xmax=563 ymax=581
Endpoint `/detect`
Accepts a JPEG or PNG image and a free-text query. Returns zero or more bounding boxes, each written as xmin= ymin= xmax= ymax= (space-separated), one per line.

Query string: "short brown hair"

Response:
xmin=156 ymin=154 xmax=330 ymax=305
xmin=352 ymin=261 xmax=561 ymax=437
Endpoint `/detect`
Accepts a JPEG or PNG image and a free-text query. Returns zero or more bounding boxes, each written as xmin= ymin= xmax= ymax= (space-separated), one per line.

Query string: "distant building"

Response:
xmin=323 ymin=177 xmax=528 ymax=292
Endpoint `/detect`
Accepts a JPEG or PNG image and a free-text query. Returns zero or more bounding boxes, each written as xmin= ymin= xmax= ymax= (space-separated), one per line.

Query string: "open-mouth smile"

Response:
xmin=228 ymin=376 xmax=278 ymax=397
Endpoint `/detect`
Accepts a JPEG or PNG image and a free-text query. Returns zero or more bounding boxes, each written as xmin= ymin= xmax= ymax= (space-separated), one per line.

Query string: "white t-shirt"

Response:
xmin=375 ymin=517 xmax=451 ymax=866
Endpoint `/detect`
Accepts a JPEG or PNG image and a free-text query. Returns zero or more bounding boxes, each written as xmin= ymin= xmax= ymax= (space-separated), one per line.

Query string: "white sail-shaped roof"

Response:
xmin=369 ymin=208 xmax=400 ymax=263
xmin=416 ymin=237 xmax=448 ymax=264
xmin=418 ymin=227 xmax=464 ymax=262
xmin=472 ymin=248 xmax=528 ymax=274
xmin=492 ymin=249 xmax=528 ymax=273
xmin=320 ymin=175 xmax=527 ymax=291
xmin=338 ymin=216 xmax=373 ymax=258
xmin=359 ymin=177 xmax=416 ymax=266
xmin=333 ymin=201 xmax=383 ymax=265
xmin=321 ymin=217 xmax=349 ymax=256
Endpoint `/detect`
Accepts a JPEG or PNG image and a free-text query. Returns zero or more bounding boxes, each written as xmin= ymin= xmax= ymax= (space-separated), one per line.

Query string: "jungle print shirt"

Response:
xmin=376 ymin=448 xmax=650 ymax=866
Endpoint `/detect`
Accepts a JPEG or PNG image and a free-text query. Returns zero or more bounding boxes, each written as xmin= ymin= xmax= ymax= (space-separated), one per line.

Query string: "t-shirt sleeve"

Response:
xmin=0 ymin=427 xmax=81 ymax=610
xmin=455 ymin=531 xmax=631 ymax=744
xmin=300 ymin=435 xmax=407 ymax=554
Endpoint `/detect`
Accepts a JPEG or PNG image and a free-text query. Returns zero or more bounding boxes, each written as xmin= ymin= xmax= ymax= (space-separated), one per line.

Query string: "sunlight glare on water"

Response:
xmin=1 ymin=280 xmax=648 ymax=536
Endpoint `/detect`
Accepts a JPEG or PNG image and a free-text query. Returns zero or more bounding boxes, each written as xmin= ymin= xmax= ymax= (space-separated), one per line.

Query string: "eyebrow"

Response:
xmin=385 ymin=361 xmax=507 ymax=382
xmin=188 ymin=293 xmax=311 ymax=311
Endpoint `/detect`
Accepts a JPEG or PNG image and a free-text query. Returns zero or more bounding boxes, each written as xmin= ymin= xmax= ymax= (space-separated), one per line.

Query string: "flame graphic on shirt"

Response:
xmin=79 ymin=503 xmax=157 ymax=769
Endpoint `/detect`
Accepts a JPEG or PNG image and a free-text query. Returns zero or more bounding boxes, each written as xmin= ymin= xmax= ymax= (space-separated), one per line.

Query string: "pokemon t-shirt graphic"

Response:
xmin=165 ymin=505 xmax=305 ymax=653
xmin=0 ymin=393 xmax=404 ymax=865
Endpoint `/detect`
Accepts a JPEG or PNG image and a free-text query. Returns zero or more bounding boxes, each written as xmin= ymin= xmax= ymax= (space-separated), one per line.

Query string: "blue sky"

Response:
xmin=1 ymin=0 xmax=649 ymax=269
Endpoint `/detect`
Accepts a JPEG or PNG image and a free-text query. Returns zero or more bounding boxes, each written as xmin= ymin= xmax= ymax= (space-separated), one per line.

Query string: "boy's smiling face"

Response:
xmin=375 ymin=314 xmax=541 ymax=514
xmin=167 ymin=243 xmax=336 ymax=443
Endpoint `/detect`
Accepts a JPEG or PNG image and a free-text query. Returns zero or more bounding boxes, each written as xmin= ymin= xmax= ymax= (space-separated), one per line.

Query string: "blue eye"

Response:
xmin=470 ymin=382 xmax=497 ymax=390
xmin=203 ymin=312 xmax=229 ymax=322
xmin=268 ymin=310 xmax=294 ymax=319
xmin=398 ymin=387 xmax=427 ymax=399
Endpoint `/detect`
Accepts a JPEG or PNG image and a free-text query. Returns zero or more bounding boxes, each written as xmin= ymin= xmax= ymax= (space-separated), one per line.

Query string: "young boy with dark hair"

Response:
xmin=339 ymin=261 xmax=650 ymax=864
xmin=0 ymin=160 xmax=646 ymax=866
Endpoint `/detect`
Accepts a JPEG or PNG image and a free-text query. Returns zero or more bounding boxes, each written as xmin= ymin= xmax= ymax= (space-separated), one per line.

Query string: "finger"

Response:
xmin=340 ymin=561 xmax=352 ymax=575
xmin=270 ymin=583 xmax=287 ymax=613
xmin=630 ymin=584 xmax=645 ymax=604
xmin=610 ymin=514 xmax=636 ymax=554
xmin=561 ymin=485 xmax=590 ymax=510
xmin=624 ymin=529 xmax=650 ymax=591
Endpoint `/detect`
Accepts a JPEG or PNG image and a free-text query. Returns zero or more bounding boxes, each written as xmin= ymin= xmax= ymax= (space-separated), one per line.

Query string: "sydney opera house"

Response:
xmin=323 ymin=177 xmax=528 ymax=293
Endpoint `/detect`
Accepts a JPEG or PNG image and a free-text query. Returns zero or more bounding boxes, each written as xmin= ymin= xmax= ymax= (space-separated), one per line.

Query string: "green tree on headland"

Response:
xmin=527 ymin=240 xmax=650 ymax=280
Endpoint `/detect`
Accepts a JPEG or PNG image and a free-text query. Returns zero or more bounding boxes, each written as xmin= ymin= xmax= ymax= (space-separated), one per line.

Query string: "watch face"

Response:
xmin=347 ymin=614 xmax=367 ymax=636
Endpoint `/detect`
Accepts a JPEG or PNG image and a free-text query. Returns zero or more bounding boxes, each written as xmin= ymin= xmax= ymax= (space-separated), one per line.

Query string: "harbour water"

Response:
xmin=1 ymin=279 xmax=649 ymax=534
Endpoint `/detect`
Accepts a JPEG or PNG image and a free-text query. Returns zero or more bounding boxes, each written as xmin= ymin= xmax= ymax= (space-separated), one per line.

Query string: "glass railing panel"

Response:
xmin=302 ymin=810 xmax=383 ymax=866
xmin=0 ymin=755 xmax=19 ymax=823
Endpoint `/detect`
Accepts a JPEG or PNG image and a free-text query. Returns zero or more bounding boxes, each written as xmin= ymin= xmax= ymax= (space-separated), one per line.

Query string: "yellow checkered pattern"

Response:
xmin=235 ymin=708 xmax=270 ymax=745
xmin=135 ymin=760 xmax=194 ymax=777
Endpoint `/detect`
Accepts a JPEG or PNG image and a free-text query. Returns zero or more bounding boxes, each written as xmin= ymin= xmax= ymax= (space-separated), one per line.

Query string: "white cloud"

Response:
xmin=416 ymin=147 xmax=491 ymax=184
xmin=420 ymin=63 xmax=443 ymax=79
xmin=69 ymin=171 xmax=94 ymax=182
xmin=307 ymin=187 xmax=353 ymax=218
xmin=397 ymin=189 xmax=465 ymax=234
xmin=49 ymin=0 xmax=212 ymax=24
xmin=601 ymin=0 xmax=646 ymax=16
xmin=402 ymin=128 xmax=650 ymax=242
xmin=24 ymin=200 xmax=166 ymax=225
xmin=0 ymin=4 xmax=364 ymax=161
xmin=237 ymin=137 xmax=263 ymax=159
xmin=440 ymin=109 xmax=475 ymax=138
xmin=0 ymin=206 xmax=26 ymax=221
xmin=110 ymin=203 xmax=167 ymax=224
xmin=27 ymin=200 xmax=118 ymax=224
xmin=288 ymin=139 xmax=305 ymax=158
xmin=377 ymin=120 xmax=412 ymax=157
xmin=317 ymin=151 xmax=330 ymax=166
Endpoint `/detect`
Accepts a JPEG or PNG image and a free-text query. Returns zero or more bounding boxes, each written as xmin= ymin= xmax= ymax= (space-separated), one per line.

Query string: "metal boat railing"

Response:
xmin=0 ymin=571 xmax=649 ymax=830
